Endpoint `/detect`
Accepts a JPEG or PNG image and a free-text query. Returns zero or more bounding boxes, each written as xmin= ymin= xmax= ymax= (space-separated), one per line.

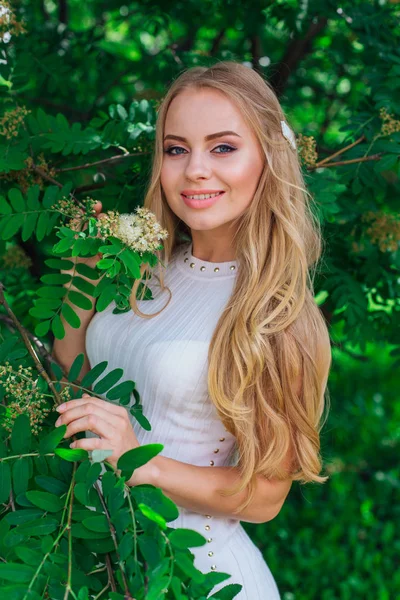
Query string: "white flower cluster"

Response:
xmin=113 ymin=207 xmax=169 ymax=253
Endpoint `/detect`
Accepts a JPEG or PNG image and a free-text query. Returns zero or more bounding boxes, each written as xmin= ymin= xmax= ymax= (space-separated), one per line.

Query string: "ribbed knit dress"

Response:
xmin=85 ymin=240 xmax=281 ymax=599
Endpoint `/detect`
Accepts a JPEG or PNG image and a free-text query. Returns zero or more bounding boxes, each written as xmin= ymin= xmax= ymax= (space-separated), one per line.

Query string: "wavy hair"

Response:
xmin=129 ymin=61 xmax=332 ymax=515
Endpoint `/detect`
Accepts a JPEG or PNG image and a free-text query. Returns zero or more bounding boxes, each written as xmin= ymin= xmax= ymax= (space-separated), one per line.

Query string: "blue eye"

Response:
xmin=164 ymin=144 xmax=236 ymax=155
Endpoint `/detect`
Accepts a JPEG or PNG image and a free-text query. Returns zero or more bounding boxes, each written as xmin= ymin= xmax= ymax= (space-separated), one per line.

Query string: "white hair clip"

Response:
xmin=280 ymin=120 xmax=297 ymax=150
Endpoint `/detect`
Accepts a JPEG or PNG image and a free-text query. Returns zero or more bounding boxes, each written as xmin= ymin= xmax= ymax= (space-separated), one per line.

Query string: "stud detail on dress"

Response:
xmin=184 ymin=257 xmax=189 ymax=263
xmin=219 ymin=437 xmax=225 ymax=442
xmin=205 ymin=515 xmax=212 ymax=519
xmin=209 ymin=460 xmax=215 ymax=466
xmin=208 ymin=551 xmax=214 ymax=557
xmin=211 ymin=565 xmax=217 ymax=570
xmin=207 ymin=538 xmax=213 ymax=543
xmin=214 ymin=448 xmax=220 ymax=454
xmin=213 ymin=267 xmax=220 ymax=273
xmin=205 ymin=525 xmax=211 ymax=531
xmin=190 ymin=262 xmax=195 ymax=268
xmin=230 ymin=265 xmax=236 ymax=270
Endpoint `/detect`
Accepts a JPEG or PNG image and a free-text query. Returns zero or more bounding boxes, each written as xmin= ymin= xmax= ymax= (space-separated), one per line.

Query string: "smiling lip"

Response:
xmin=181 ymin=189 xmax=225 ymax=196
xmin=181 ymin=191 xmax=225 ymax=209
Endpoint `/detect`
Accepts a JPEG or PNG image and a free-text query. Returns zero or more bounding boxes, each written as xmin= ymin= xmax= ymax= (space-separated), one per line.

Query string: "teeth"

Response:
xmin=185 ymin=192 xmax=222 ymax=200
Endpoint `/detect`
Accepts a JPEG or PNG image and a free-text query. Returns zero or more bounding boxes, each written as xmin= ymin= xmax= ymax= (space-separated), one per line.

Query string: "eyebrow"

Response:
xmin=163 ymin=130 xmax=242 ymax=143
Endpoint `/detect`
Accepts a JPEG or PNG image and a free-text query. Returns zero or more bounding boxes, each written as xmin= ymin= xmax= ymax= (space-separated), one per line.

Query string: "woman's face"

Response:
xmin=160 ymin=87 xmax=265 ymax=241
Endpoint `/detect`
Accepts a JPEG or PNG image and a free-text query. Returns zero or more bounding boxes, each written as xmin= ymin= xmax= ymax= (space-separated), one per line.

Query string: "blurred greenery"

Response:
xmin=0 ymin=0 xmax=399 ymax=598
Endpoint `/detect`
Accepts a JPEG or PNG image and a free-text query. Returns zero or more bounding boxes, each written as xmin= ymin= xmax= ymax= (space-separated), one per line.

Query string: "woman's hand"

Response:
xmin=54 ymin=392 xmax=144 ymax=478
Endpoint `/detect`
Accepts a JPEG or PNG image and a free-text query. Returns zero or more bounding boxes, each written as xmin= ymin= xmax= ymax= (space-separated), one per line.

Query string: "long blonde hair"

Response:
xmin=130 ymin=61 xmax=332 ymax=515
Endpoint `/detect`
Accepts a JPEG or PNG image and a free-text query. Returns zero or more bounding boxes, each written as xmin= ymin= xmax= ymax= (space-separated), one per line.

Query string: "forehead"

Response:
xmin=164 ymin=87 xmax=248 ymax=136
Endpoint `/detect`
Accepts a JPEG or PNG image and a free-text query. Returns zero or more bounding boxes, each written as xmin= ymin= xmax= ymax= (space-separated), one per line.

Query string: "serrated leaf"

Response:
xmin=93 ymin=369 xmax=123 ymax=394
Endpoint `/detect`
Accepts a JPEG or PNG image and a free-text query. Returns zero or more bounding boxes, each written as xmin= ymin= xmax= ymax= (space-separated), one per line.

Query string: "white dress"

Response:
xmin=85 ymin=240 xmax=281 ymax=599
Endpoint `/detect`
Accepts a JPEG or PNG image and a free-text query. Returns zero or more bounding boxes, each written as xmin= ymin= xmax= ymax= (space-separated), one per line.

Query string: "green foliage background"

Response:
xmin=0 ymin=1 xmax=399 ymax=599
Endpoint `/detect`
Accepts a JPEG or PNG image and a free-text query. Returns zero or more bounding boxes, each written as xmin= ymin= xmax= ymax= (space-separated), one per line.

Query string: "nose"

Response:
xmin=184 ymin=149 xmax=212 ymax=181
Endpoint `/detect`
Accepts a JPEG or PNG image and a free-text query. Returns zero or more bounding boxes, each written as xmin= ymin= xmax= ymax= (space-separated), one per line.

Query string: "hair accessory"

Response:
xmin=280 ymin=120 xmax=297 ymax=150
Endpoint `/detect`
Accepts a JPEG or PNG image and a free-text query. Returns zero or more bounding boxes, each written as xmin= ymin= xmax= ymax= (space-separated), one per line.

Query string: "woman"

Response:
xmin=54 ymin=61 xmax=332 ymax=598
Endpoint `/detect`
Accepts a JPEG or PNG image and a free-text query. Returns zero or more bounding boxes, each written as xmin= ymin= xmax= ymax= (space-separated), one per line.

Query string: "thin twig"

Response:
xmin=308 ymin=153 xmax=381 ymax=170
xmin=315 ymin=134 xmax=366 ymax=167
xmin=0 ymin=282 xmax=63 ymax=405
xmin=55 ymin=152 xmax=149 ymax=173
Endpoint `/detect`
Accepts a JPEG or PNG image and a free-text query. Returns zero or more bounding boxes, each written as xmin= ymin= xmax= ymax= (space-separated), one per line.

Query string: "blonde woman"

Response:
xmin=54 ymin=61 xmax=332 ymax=598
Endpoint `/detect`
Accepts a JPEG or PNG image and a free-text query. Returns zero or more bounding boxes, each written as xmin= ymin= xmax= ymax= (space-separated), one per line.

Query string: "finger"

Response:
xmin=70 ymin=437 xmax=110 ymax=451
xmin=56 ymin=402 xmax=124 ymax=432
xmin=57 ymin=397 xmax=126 ymax=417
xmin=63 ymin=414 xmax=116 ymax=440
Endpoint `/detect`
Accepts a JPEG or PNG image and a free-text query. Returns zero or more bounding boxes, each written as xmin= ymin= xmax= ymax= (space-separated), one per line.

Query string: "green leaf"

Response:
xmin=93 ymin=368 xmax=123 ymax=394
xmin=131 ymin=485 xmax=179 ymax=522
xmin=120 ymin=249 xmax=141 ymax=279
xmin=96 ymin=258 xmax=115 ymax=269
xmin=67 ymin=353 xmax=85 ymax=382
xmin=53 ymin=237 xmax=75 ymax=253
xmin=2 ymin=213 xmax=24 ymax=239
xmin=21 ymin=212 xmax=38 ymax=241
xmin=37 ymin=285 xmax=67 ymax=298
xmin=39 ymin=425 xmax=67 ymax=453
xmin=27 ymin=185 xmax=41 ymax=209
xmin=5 ymin=508 xmax=44 ymax=525
xmin=0 ymin=461 xmax=11 ymax=503
xmin=208 ymin=584 xmax=243 ymax=599
xmin=137 ymin=535 xmax=162 ymax=570
xmin=61 ymin=302 xmax=81 ymax=329
xmin=25 ymin=490 xmax=64 ymax=512
xmin=130 ymin=407 xmax=152 ymax=431
xmin=71 ymin=276 xmax=96 ymax=296
xmin=36 ymin=211 xmax=50 ymax=242
xmin=117 ymin=444 xmax=163 ymax=478
xmin=17 ymin=516 xmax=59 ymax=536
xmin=35 ymin=475 xmax=68 ymax=495
xmin=41 ymin=273 xmax=71 ymax=285
xmin=118 ymin=532 xmax=134 ymax=561
xmin=96 ymin=283 xmax=117 ymax=312
xmin=0 ymin=195 xmax=12 ymax=214
xmin=70 ymin=522 xmax=110 ymax=539
xmin=35 ymin=320 xmax=51 ymax=337
xmin=12 ymin=458 xmax=30 ymax=496
xmin=138 ymin=503 xmax=167 ymax=530
xmin=106 ymin=380 xmax=136 ymax=400
xmin=51 ymin=314 xmax=65 ymax=339
xmin=75 ymin=262 xmax=100 ymax=280
xmin=14 ymin=546 xmax=42 ymax=567
xmin=8 ymin=187 xmax=25 ymax=212
xmin=11 ymin=414 xmax=31 ymax=454
xmin=67 ymin=290 xmax=93 ymax=310
xmin=0 ymin=563 xmax=35 ymax=582
xmin=45 ymin=258 xmax=74 ymax=270
xmin=91 ymin=449 xmax=113 ymax=463
xmin=169 ymin=528 xmax=207 ymax=549
xmin=54 ymin=447 xmax=88 ymax=462
xmin=82 ymin=515 xmax=109 ymax=533
xmin=29 ymin=306 xmax=56 ymax=320
xmin=80 ymin=360 xmax=108 ymax=389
